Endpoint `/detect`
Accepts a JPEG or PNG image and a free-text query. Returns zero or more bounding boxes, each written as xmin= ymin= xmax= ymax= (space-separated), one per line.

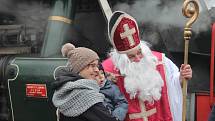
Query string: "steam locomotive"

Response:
xmin=0 ymin=0 xmax=214 ymax=121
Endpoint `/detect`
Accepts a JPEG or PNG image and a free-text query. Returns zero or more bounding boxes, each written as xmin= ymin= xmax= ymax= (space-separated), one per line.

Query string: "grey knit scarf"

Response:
xmin=52 ymin=79 xmax=105 ymax=117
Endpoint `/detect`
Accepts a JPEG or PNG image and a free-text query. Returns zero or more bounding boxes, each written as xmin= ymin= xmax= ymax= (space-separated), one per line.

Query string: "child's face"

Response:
xmin=96 ymin=70 xmax=105 ymax=86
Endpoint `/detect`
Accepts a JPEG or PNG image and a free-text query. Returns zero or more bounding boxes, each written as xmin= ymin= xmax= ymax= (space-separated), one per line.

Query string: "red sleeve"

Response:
xmin=102 ymin=57 xmax=119 ymax=75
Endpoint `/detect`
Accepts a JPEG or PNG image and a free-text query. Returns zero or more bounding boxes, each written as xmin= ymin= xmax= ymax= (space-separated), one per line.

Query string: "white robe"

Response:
xmin=164 ymin=56 xmax=182 ymax=121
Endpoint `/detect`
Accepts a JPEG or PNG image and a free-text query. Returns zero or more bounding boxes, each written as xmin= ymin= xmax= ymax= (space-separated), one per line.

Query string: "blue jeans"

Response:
xmin=208 ymin=105 xmax=215 ymax=121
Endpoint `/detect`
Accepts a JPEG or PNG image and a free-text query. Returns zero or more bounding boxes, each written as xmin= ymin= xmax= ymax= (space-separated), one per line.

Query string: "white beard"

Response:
xmin=110 ymin=42 xmax=164 ymax=103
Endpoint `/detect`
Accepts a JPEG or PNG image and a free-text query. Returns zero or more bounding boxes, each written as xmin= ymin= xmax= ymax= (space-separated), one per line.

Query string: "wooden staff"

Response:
xmin=182 ymin=0 xmax=199 ymax=121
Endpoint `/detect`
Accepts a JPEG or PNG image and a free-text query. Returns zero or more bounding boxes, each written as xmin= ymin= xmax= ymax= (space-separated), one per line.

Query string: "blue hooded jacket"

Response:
xmin=100 ymin=79 xmax=128 ymax=121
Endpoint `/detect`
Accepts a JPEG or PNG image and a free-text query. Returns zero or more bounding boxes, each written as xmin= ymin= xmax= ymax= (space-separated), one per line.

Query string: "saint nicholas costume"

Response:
xmin=102 ymin=11 xmax=183 ymax=121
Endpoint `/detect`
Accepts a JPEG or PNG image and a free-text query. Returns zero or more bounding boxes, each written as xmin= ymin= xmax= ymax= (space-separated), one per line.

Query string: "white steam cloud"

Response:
xmin=113 ymin=0 xmax=212 ymax=33
xmin=0 ymin=0 xmax=50 ymax=34
xmin=14 ymin=1 xmax=51 ymax=33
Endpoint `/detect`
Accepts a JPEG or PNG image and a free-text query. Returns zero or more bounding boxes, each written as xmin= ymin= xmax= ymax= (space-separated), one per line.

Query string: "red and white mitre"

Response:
xmin=108 ymin=11 xmax=141 ymax=53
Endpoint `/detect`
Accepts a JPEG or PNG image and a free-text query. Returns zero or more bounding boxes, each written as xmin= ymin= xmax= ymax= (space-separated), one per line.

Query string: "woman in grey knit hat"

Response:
xmin=52 ymin=43 xmax=119 ymax=121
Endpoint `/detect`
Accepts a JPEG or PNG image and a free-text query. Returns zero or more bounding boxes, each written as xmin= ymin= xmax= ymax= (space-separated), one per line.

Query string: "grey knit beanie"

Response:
xmin=61 ymin=43 xmax=99 ymax=74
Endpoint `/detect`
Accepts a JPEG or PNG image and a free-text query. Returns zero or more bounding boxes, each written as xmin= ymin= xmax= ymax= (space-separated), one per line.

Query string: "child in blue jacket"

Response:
xmin=96 ymin=63 xmax=128 ymax=121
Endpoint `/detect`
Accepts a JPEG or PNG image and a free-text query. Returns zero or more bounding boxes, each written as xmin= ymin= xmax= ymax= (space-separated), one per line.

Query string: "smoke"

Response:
xmin=14 ymin=1 xmax=51 ymax=33
xmin=0 ymin=0 xmax=14 ymax=14
xmin=204 ymin=0 xmax=215 ymax=9
xmin=113 ymin=0 xmax=211 ymax=34
xmin=0 ymin=0 xmax=51 ymax=36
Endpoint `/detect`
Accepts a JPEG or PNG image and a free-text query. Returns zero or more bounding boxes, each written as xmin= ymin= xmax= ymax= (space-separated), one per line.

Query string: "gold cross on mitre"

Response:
xmin=120 ymin=23 xmax=136 ymax=46
xmin=129 ymin=100 xmax=157 ymax=121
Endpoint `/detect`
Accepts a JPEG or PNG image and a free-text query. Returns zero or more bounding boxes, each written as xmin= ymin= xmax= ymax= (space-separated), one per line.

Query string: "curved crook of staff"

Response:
xmin=182 ymin=0 xmax=199 ymax=121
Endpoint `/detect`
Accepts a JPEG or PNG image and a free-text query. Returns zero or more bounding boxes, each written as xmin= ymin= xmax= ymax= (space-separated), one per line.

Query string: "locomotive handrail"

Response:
xmin=210 ymin=23 xmax=215 ymax=107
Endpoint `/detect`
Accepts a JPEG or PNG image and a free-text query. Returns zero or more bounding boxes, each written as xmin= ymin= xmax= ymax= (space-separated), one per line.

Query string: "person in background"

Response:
xmin=102 ymin=11 xmax=192 ymax=121
xmin=52 ymin=43 xmax=118 ymax=121
xmin=96 ymin=63 xmax=128 ymax=121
